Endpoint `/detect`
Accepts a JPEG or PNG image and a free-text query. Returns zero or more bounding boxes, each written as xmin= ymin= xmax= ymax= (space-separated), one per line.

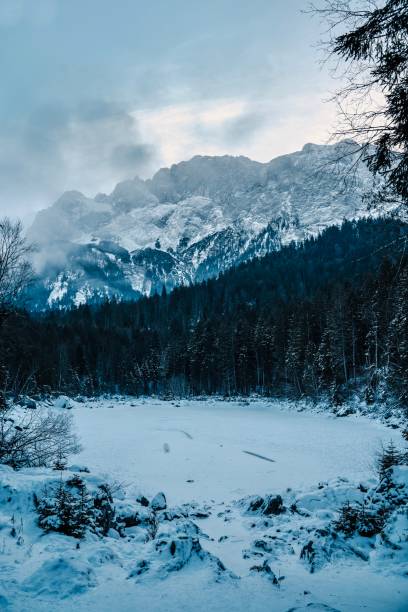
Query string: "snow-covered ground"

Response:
xmin=75 ymin=397 xmax=400 ymax=505
xmin=1 ymin=398 xmax=407 ymax=611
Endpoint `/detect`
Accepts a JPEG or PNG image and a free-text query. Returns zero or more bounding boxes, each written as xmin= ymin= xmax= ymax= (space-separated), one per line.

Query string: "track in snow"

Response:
xmin=242 ymin=450 xmax=275 ymax=463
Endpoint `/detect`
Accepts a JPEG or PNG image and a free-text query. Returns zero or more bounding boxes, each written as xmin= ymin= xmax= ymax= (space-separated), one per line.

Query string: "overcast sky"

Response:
xmin=0 ymin=0 xmax=338 ymax=222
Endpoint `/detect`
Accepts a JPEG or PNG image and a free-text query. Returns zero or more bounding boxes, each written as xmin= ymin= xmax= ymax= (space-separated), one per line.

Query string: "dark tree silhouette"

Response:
xmin=313 ymin=0 xmax=408 ymax=205
xmin=0 ymin=218 xmax=33 ymax=323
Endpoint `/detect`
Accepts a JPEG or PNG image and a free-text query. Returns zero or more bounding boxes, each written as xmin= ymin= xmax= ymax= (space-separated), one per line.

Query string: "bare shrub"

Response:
xmin=0 ymin=405 xmax=81 ymax=469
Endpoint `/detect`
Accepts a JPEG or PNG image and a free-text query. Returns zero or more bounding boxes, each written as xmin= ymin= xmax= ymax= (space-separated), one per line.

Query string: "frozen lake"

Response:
xmin=74 ymin=398 xmax=399 ymax=504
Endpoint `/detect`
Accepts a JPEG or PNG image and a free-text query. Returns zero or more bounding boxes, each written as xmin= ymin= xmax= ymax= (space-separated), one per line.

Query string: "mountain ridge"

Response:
xmin=27 ymin=140 xmax=394 ymax=309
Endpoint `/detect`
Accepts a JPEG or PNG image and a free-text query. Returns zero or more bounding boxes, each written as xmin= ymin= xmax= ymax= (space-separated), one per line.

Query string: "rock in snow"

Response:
xmin=151 ymin=492 xmax=167 ymax=511
xmin=21 ymin=397 xmax=37 ymax=409
xmin=249 ymin=559 xmax=280 ymax=584
xmin=136 ymin=495 xmax=150 ymax=507
xmin=54 ymin=395 xmax=73 ymax=409
xmin=247 ymin=494 xmax=285 ymax=515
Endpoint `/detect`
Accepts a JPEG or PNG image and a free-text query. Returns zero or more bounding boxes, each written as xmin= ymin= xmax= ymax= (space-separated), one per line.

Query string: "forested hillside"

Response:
xmin=2 ymin=217 xmax=407 ymax=408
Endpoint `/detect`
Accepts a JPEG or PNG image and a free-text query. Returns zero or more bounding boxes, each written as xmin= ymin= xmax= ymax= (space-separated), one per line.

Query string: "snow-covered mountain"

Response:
xmin=28 ymin=141 xmax=385 ymax=308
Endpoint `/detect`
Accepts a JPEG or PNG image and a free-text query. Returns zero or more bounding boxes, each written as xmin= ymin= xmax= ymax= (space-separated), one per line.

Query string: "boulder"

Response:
xmin=253 ymin=539 xmax=273 ymax=553
xmin=54 ymin=395 xmax=73 ymax=409
xmin=120 ymin=506 xmax=151 ymax=528
xmin=121 ymin=513 xmax=142 ymax=528
xmin=248 ymin=496 xmax=264 ymax=512
xmin=247 ymin=494 xmax=285 ymax=516
xmin=191 ymin=510 xmax=210 ymax=519
xmin=17 ymin=396 xmax=37 ymax=409
xmin=156 ymin=532 xmax=231 ymax=577
xmin=161 ymin=508 xmax=188 ymax=521
xmin=151 ymin=492 xmax=167 ymax=511
xmin=263 ymin=495 xmax=285 ymax=515
xmin=250 ymin=560 xmax=280 ymax=584
xmin=136 ymin=495 xmax=149 ymax=507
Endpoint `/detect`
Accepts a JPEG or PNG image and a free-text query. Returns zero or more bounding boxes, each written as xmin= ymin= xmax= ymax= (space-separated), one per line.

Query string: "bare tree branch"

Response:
xmin=0 ymin=218 xmax=34 ymax=319
xmin=310 ymin=0 xmax=408 ymax=206
xmin=0 ymin=405 xmax=81 ymax=469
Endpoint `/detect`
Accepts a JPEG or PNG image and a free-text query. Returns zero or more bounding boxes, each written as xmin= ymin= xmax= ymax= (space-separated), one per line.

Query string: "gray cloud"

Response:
xmin=0 ymin=0 xmax=337 ymax=222
xmin=0 ymin=101 xmax=157 ymax=221
xmin=191 ymin=106 xmax=269 ymax=149
xmin=220 ymin=111 xmax=268 ymax=145
xmin=111 ymin=144 xmax=155 ymax=172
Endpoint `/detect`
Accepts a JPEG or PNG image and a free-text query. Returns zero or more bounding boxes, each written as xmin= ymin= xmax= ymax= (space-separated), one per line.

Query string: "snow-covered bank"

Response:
xmin=0 ymin=398 xmax=407 ymax=611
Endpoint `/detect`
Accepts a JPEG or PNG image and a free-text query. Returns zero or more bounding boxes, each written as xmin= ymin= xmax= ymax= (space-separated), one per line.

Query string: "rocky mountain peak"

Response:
xmin=26 ymin=141 xmax=392 ymax=309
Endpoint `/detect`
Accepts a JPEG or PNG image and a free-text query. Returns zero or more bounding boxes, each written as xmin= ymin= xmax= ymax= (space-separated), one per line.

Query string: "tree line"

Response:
xmin=0 ymin=217 xmax=407 ymax=410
